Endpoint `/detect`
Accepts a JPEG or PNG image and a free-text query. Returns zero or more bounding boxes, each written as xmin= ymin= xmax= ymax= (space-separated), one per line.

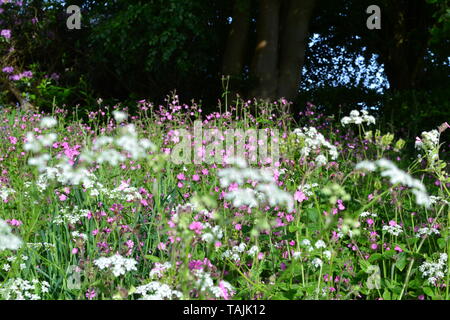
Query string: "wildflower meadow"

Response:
xmin=0 ymin=0 xmax=449 ymax=302
xmin=1 ymin=98 xmax=450 ymax=300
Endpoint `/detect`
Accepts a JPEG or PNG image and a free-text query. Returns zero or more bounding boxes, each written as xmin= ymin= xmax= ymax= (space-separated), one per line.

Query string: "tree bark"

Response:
xmin=222 ymin=0 xmax=251 ymax=77
xmin=277 ymin=0 xmax=316 ymax=101
xmin=380 ymin=0 xmax=433 ymax=91
xmin=249 ymin=0 xmax=281 ymax=100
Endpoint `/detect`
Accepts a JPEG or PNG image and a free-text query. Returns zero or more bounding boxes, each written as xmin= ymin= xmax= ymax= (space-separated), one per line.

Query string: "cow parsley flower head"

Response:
xmin=341 ymin=109 xmax=376 ymax=127
xmin=312 ymin=258 xmax=323 ymax=268
xmin=94 ymin=254 xmax=137 ymax=277
xmin=292 ymin=127 xmax=338 ymax=165
xmin=135 ymin=282 xmax=183 ymax=300
xmin=112 ymin=110 xmax=128 ymax=123
xmin=0 ymin=219 xmax=22 ymax=251
xmin=40 ymin=117 xmax=57 ymax=128
xmin=218 ymin=158 xmax=294 ymax=211
xmin=356 ymin=159 xmax=431 ymax=208
xmin=419 ymin=253 xmax=448 ymax=286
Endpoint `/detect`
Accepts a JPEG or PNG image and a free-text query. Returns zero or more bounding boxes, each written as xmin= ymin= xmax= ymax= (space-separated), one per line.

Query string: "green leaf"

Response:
xmin=144 ymin=255 xmax=160 ymax=262
xmin=395 ymin=253 xmax=408 ymax=271
xmin=306 ymin=208 xmax=319 ymax=222
xmin=423 ymin=287 xmax=435 ymax=297
xmin=368 ymin=253 xmax=382 ymax=263
xmin=437 ymin=238 xmax=446 ymax=249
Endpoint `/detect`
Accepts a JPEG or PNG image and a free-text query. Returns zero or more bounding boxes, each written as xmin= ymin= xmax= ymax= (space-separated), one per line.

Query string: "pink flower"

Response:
xmin=176 ymin=173 xmax=186 ymax=180
xmin=189 ymin=221 xmax=204 ymax=234
xmin=366 ymin=218 xmax=374 ymax=225
xmin=192 ymin=174 xmax=200 ymax=181
xmin=59 ymin=194 xmax=67 ymax=201
xmin=71 ymin=248 xmax=79 ymax=254
xmin=394 ymin=245 xmax=403 ymax=253
xmin=389 ymin=220 xmax=397 ymax=226
xmin=8 ymin=136 xmax=17 ymax=144
xmin=371 ymin=243 xmax=378 ymax=250
xmin=1 ymin=29 xmax=11 ymax=39
xmin=86 ymin=289 xmax=96 ymax=300
xmin=294 ymin=190 xmax=307 ymax=203
xmin=7 ymin=219 xmax=22 ymax=227
xmin=235 ymin=224 xmax=242 ymax=230
xmin=337 ymin=199 xmax=345 ymax=210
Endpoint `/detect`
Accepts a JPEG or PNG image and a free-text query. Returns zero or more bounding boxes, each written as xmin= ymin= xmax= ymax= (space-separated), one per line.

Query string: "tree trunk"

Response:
xmin=277 ymin=0 xmax=316 ymax=101
xmin=249 ymin=0 xmax=281 ymax=100
xmin=222 ymin=0 xmax=251 ymax=77
xmin=380 ymin=0 xmax=433 ymax=91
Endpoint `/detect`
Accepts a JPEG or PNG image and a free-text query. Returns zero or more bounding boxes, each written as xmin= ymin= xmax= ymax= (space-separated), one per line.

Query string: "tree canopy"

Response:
xmin=0 ymin=0 xmax=449 ymax=132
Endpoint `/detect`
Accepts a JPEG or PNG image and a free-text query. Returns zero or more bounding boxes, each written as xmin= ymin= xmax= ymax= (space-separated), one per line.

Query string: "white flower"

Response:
xmin=416 ymin=227 xmax=440 ymax=238
xmin=382 ymin=224 xmax=403 ymax=236
xmin=292 ymin=251 xmax=302 ymax=259
xmin=0 ymin=186 xmax=16 ymax=202
xmin=135 ymin=281 xmax=182 ymax=300
xmin=112 ymin=110 xmax=128 ymax=122
xmin=315 ymin=240 xmax=326 ymax=249
xmin=341 ymin=109 xmax=376 ymax=127
xmin=247 ymin=245 xmax=259 ymax=256
xmin=219 ymin=159 xmax=293 ymax=211
xmin=419 ymin=253 xmax=448 ymax=285
xmin=40 ymin=117 xmax=57 ymax=128
xmin=149 ymin=262 xmax=172 ymax=279
xmin=312 ymin=258 xmax=323 ymax=268
xmin=93 ymin=254 xmax=137 ymax=277
xmin=293 ymin=127 xmax=338 ymax=164
xmin=0 ymin=219 xmax=22 ymax=251
xmin=356 ymin=159 xmax=431 ymax=207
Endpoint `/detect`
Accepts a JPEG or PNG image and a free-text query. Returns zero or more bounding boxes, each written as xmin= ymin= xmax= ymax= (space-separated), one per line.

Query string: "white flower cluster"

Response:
xmin=222 ymin=242 xmax=248 ymax=261
xmin=292 ymin=127 xmax=338 ymax=165
xmin=71 ymin=231 xmax=88 ymax=241
xmin=360 ymin=211 xmax=377 ymax=218
xmin=0 ymin=185 xmax=15 ymax=202
xmin=416 ymin=227 xmax=440 ymax=238
xmin=382 ymin=224 xmax=403 ymax=237
xmin=419 ymin=253 xmax=448 ymax=286
xmin=135 ymin=281 xmax=183 ymax=300
xmin=40 ymin=117 xmax=58 ymax=128
xmin=52 ymin=206 xmax=90 ymax=225
xmin=218 ymin=158 xmax=294 ymax=211
xmin=93 ymin=253 xmax=138 ymax=277
xmin=415 ymin=129 xmax=442 ymax=166
xmin=429 ymin=196 xmax=449 ymax=206
xmin=356 ymin=159 xmax=431 ymax=207
xmin=25 ymin=117 xmax=155 ymax=187
xmin=3 ymin=255 xmax=29 ymax=272
xmin=0 ymin=219 xmax=22 ymax=251
xmin=0 ymin=278 xmax=50 ymax=300
xmin=149 ymin=262 xmax=173 ymax=279
xmin=311 ymin=258 xmax=323 ymax=268
xmin=298 ymin=183 xmax=319 ymax=197
xmin=299 ymin=239 xmax=331 ymax=266
xmin=415 ymin=129 xmax=440 ymax=152
xmin=26 ymin=242 xmax=56 ymax=250
xmin=340 ymin=109 xmax=376 ymax=126
xmin=193 ymin=269 xmax=235 ymax=299
xmin=201 ymin=223 xmax=224 ymax=243
xmin=85 ymin=124 xmax=155 ymax=165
